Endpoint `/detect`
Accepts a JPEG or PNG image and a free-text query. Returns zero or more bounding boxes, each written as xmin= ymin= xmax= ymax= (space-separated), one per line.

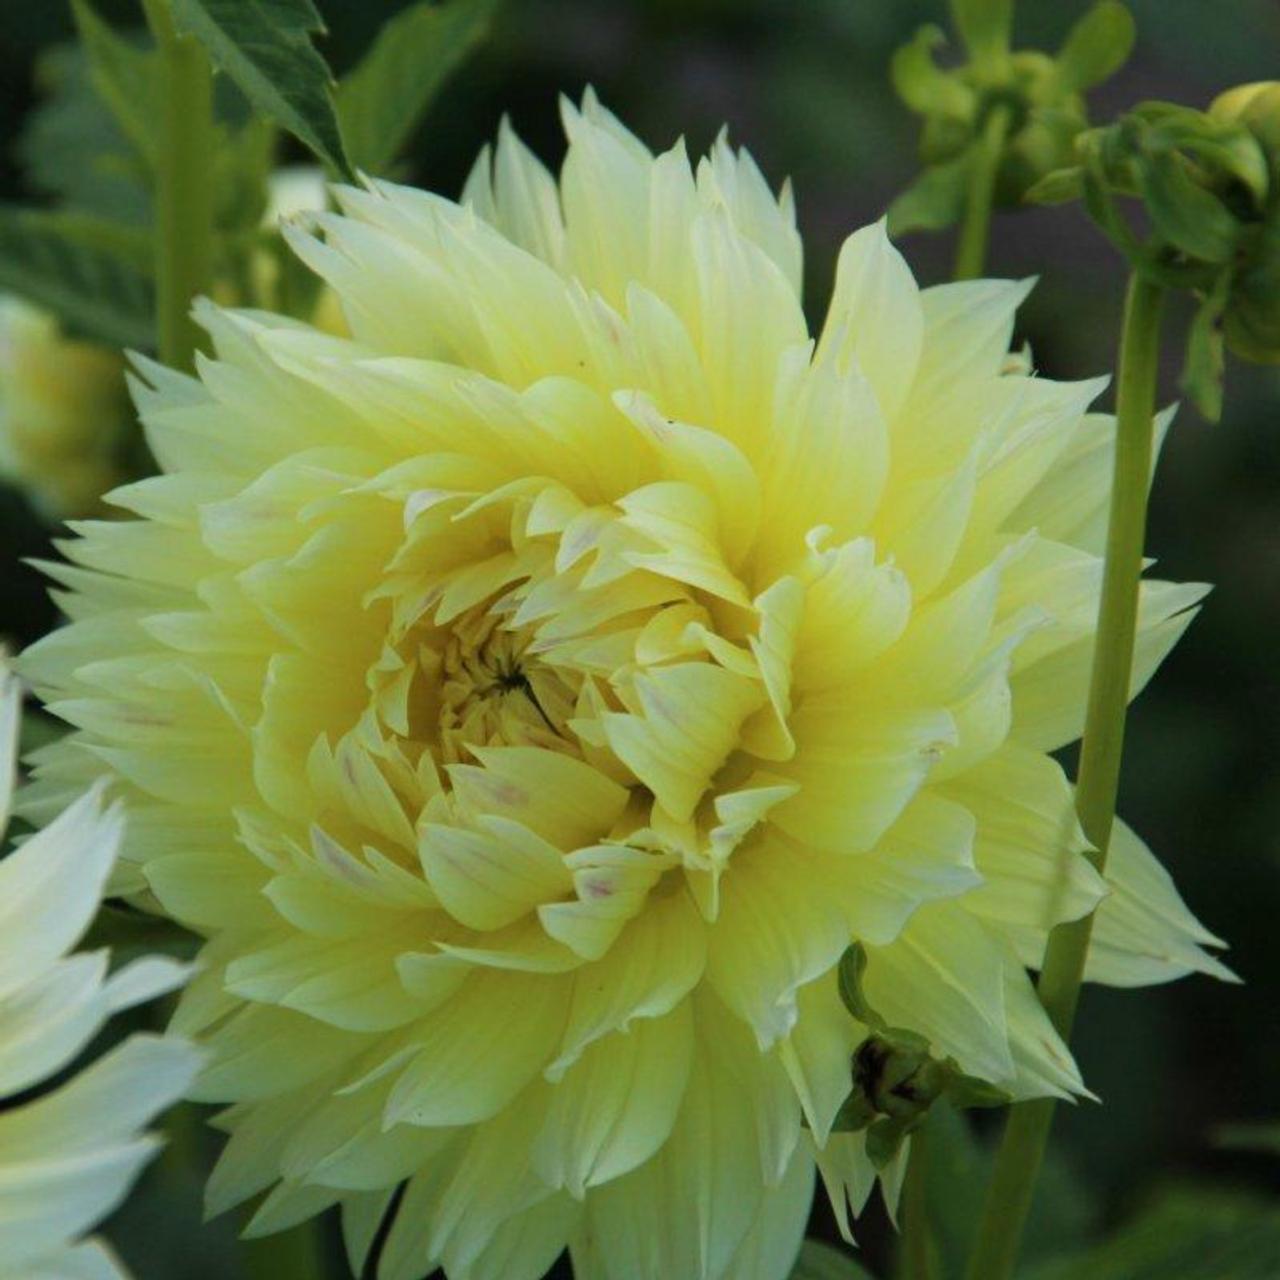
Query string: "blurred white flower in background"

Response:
xmin=0 ymin=664 xmax=200 ymax=1280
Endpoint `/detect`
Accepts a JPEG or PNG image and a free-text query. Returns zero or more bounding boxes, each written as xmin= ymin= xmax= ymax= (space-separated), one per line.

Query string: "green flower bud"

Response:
xmin=890 ymin=2 xmax=1135 ymax=236
xmin=1031 ymin=85 xmax=1280 ymax=413
xmin=831 ymin=945 xmax=1010 ymax=1167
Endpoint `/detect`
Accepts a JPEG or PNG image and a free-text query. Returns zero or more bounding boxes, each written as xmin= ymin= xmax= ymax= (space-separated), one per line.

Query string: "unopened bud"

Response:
xmin=0 ymin=296 xmax=130 ymax=518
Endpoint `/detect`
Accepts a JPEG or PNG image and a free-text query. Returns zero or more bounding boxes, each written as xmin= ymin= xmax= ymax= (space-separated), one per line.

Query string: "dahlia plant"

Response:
xmin=0 ymin=2 xmax=1268 ymax=1279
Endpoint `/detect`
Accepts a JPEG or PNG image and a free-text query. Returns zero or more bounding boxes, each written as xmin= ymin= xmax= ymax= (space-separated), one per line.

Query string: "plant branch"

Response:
xmin=142 ymin=0 xmax=215 ymax=371
xmin=961 ymin=273 xmax=1166 ymax=1280
xmin=953 ymin=105 xmax=1011 ymax=280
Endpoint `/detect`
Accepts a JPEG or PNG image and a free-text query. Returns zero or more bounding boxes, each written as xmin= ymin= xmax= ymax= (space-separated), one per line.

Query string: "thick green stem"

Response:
xmin=953 ymin=105 xmax=1010 ymax=281
xmin=899 ymin=1125 xmax=936 ymax=1280
xmin=962 ymin=274 xmax=1166 ymax=1280
xmin=142 ymin=0 xmax=214 ymax=371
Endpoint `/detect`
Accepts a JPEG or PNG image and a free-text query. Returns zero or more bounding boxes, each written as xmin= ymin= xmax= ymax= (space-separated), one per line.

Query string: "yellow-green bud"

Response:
xmin=890 ymin=2 xmax=1135 ymax=235
xmin=0 ymin=296 xmax=130 ymax=518
xmin=1208 ymin=84 xmax=1280 ymax=364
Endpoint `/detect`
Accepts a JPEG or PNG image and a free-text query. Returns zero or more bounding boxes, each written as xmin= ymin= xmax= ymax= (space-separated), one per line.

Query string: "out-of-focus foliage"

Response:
xmin=337 ymin=0 xmax=501 ymax=175
xmin=0 ymin=3 xmax=1278 ymax=1279
xmin=789 ymin=1239 xmax=874 ymax=1278
xmin=1021 ymin=1186 xmax=1280 ymax=1279
xmin=888 ymin=0 xmax=1135 ymax=235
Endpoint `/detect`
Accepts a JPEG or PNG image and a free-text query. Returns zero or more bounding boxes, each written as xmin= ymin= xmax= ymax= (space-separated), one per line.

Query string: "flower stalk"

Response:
xmin=962 ymin=272 xmax=1166 ymax=1280
xmin=953 ymin=104 xmax=1011 ymax=279
xmin=900 ymin=1121 xmax=937 ymax=1280
xmin=141 ymin=0 xmax=215 ymax=371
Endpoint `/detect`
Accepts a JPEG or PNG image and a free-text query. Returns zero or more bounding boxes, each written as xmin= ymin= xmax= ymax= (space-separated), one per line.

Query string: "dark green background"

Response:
xmin=1 ymin=2 xmax=1278 ymax=1276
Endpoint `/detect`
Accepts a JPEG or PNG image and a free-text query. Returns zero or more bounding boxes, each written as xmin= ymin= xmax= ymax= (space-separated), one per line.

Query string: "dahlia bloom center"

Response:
xmin=436 ymin=604 xmax=578 ymax=763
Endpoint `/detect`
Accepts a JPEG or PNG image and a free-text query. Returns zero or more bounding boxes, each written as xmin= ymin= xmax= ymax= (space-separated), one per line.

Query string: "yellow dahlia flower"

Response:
xmin=0 ymin=295 xmax=131 ymax=518
xmin=0 ymin=666 xmax=200 ymax=1279
xmin=21 ymin=94 xmax=1229 ymax=1280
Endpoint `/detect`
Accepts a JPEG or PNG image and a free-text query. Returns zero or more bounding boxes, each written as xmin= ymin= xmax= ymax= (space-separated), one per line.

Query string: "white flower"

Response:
xmin=0 ymin=667 xmax=201 ymax=1280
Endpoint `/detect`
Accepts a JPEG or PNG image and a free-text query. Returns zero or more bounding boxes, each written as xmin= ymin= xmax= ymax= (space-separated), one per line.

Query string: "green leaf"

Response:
xmin=19 ymin=709 xmax=70 ymax=757
xmin=1024 ymin=165 xmax=1085 ymax=204
xmin=70 ymin=0 xmax=161 ymax=166
xmin=891 ymin=26 xmax=972 ymax=121
xmin=17 ymin=44 xmax=152 ymax=225
xmin=1022 ymin=1186 xmax=1280 ymax=1280
xmin=0 ymin=206 xmax=154 ymax=347
xmin=339 ymin=0 xmax=501 ymax=177
xmin=888 ymin=153 xmax=973 ymax=233
xmin=1137 ymin=151 xmax=1240 ymax=263
xmin=170 ymin=0 xmax=352 ymax=180
xmin=84 ymin=904 xmax=201 ymax=966
xmin=789 ymin=1239 xmax=875 ymax=1279
xmin=1181 ymin=273 xmax=1230 ymax=421
xmin=1215 ymin=1122 xmax=1280 ymax=1152
xmin=949 ymin=0 xmax=1013 ymax=68
xmin=1056 ymin=2 xmax=1136 ymax=93
xmin=922 ymin=1103 xmax=1100 ymax=1274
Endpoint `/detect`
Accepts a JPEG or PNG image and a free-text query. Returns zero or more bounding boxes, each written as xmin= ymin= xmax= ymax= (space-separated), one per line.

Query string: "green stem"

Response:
xmin=900 ymin=1123 xmax=936 ymax=1280
xmin=953 ymin=105 xmax=1010 ymax=281
xmin=142 ymin=0 xmax=214 ymax=371
xmin=961 ymin=274 xmax=1166 ymax=1280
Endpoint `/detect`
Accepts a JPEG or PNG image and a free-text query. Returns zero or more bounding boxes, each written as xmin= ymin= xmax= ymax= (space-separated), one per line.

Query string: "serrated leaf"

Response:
xmin=17 ymin=44 xmax=152 ymax=225
xmin=1024 ymin=165 xmax=1085 ymax=204
xmin=1056 ymin=2 xmax=1135 ymax=93
xmin=888 ymin=152 xmax=973 ymax=234
xmin=170 ymin=0 xmax=352 ymax=180
xmin=70 ymin=0 xmax=161 ymax=166
xmin=339 ymin=0 xmax=501 ymax=176
xmin=1022 ymin=1186 xmax=1280 ymax=1280
xmin=789 ymin=1240 xmax=875 ymax=1279
xmin=0 ymin=206 xmax=154 ymax=348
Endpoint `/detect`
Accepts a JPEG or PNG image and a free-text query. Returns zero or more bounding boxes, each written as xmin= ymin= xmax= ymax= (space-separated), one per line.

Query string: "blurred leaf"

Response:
xmin=1181 ymin=275 xmax=1229 ymax=421
xmin=949 ymin=0 xmax=1012 ymax=68
xmin=1215 ymin=1122 xmax=1280 ymax=1153
xmin=888 ymin=152 xmax=972 ymax=233
xmin=213 ymin=116 xmax=276 ymax=239
xmin=1023 ymin=1186 xmax=1280 ymax=1280
xmin=917 ymin=1103 xmax=1099 ymax=1276
xmin=0 ymin=206 xmax=154 ymax=347
xmin=339 ymin=0 xmax=501 ymax=176
xmin=85 ymin=904 xmax=201 ymax=967
xmin=16 ymin=44 xmax=152 ymax=225
xmin=789 ymin=1239 xmax=875 ymax=1278
xmin=19 ymin=708 xmax=68 ymax=756
xmin=891 ymin=26 xmax=971 ymax=121
xmin=171 ymin=0 xmax=353 ymax=179
xmin=1024 ymin=165 xmax=1084 ymax=204
xmin=70 ymin=0 xmax=161 ymax=166
xmin=24 ymin=211 xmax=154 ymax=272
xmin=1055 ymin=2 xmax=1136 ymax=93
